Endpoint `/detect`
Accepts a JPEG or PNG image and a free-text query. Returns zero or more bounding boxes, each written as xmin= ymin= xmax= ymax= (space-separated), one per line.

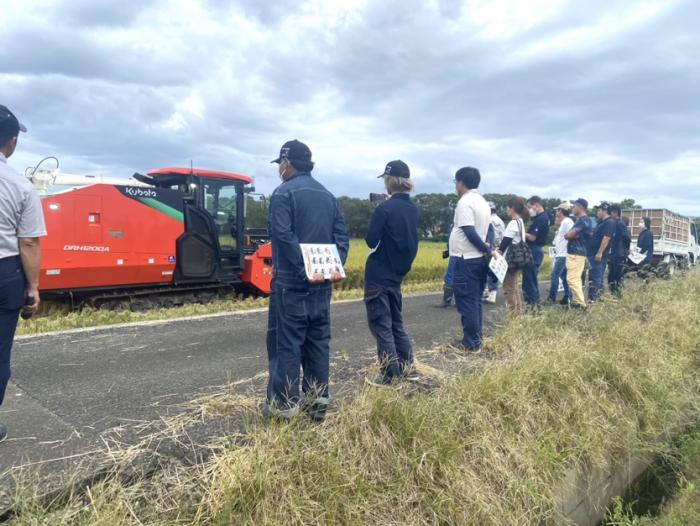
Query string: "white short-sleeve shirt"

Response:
xmin=503 ymin=218 xmax=525 ymax=244
xmin=553 ymin=217 xmax=574 ymax=257
xmin=0 ymin=153 xmax=47 ymax=259
xmin=448 ymin=189 xmax=491 ymax=259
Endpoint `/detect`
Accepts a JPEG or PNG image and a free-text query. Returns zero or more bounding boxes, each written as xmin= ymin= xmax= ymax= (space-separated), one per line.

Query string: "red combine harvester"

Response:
xmin=29 ymin=164 xmax=272 ymax=308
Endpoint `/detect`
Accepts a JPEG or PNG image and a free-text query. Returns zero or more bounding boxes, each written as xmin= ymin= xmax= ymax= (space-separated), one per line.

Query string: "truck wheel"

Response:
xmin=667 ymin=260 xmax=676 ymax=277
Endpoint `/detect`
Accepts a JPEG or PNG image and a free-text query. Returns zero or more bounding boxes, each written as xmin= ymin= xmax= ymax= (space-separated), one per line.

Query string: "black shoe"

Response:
xmin=304 ymin=403 xmax=328 ymax=422
xmin=0 ymin=423 xmax=7 ymax=443
xmin=559 ymin=298 xmax=571 ymax=306
xmin=434 ymin=286 xmax=454 ymax=308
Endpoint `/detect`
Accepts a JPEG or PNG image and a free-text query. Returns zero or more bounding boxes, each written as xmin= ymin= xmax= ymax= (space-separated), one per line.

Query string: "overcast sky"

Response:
xmin=3 ymin=0 xmax=699 ymax=214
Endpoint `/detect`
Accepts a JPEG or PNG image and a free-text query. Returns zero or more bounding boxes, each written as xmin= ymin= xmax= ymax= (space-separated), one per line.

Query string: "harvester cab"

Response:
xmin=146 ymin=167 xmax=253 ymax=284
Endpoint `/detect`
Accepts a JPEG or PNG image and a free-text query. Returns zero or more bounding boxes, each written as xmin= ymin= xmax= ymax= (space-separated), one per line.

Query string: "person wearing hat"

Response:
xmin=363 ymin=160 xmax=420 ymax=385
xmin=564 ymin=198 xmax=594 ymax=308
xmin=0 ymin=106 xmax=46 ymax=443
xmin=448 ymin=166 xmax=492 ymax=352
xmin=547 ymin=202 xmax=574 ymax=305
xmin=483 ymin=201 xmax=505 ymax=304
xmin=587 ymin=202 xmax=615 ymax=302
xmin=265 ymin=140 xmax=349 ymax=421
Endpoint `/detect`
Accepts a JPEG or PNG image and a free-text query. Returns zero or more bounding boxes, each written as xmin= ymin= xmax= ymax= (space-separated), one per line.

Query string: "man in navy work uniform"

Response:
xmin=448 ymin=167 xmax=492 ymax=353
xmin=364 ymin=160 xmax=420 ymax=385
xmin=587 ymin=202 xmax=615 ymax=302
xmin=637 ymin=217 xmax=654 ymax=265
xmin=266 ymin=140 xmax=349 ymax=421
xmin=0 ymin=106 xmax=46 ymax=443
xmin=522 ymin=196 xmax=550 ymax=306
xmin=607 ymin=205 xmax=630 ymax=295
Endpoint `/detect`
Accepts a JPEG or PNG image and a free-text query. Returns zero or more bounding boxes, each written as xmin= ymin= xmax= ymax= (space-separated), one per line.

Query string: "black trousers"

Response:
xmin=365 ymin=286 xmax=413 ymax=383
xmin=0 ymin=256 xmax=25 ymax=407
xmin=608 ymin=255 xmax=625 ymax=293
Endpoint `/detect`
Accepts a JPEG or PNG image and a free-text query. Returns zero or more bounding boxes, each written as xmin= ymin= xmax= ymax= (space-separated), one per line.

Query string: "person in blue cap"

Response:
xmin=265 ymin=140 xmax=349 ymax=421
xmin=364 ymin=160 xmax=420 ymax=385
xmin=587 ymin=202 xmax=615 ymax=302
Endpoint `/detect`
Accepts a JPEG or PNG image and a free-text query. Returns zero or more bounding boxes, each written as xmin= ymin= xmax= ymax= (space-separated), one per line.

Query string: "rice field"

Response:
xmin=17 ymin=240 xmax=552 ymax=335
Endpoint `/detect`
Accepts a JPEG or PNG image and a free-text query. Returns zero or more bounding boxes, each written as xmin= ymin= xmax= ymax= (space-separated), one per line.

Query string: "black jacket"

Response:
xmin=364 ymin=193 xmax=420 ymax=288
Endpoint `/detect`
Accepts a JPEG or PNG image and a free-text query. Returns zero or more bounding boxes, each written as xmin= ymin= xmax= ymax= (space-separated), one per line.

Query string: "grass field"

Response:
xmin=8 ymin=270 xmax=700 ymax=524
xmin=17 ymin=240 xmax=552 ymax=336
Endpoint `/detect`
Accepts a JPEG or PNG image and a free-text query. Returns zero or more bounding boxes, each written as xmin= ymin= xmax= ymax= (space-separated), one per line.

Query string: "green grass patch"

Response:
xmin=8 ymin=271 xmax=700 ymax=525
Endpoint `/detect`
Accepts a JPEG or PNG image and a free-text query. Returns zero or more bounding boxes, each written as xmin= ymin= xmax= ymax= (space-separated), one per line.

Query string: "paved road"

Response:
xmin=2 ymin=292 xmax=503 ymax=485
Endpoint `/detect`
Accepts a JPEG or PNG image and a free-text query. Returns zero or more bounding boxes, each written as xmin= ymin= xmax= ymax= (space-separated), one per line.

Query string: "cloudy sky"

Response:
xmin=3 ymin=0 xmax=699 ymax=213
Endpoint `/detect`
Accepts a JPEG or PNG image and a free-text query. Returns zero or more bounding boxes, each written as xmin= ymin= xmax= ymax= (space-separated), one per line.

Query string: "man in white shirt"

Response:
xmin=448 ymin=167 xmax=492 ymax=352
xmin=547 ymin=202 xmax=574 ymax=305
xmin=0 ymin=105 xmax=46 ymax=443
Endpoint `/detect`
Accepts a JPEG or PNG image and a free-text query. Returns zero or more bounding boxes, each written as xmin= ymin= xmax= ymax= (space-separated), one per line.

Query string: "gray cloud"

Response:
xmin=2 ymin=0 xmax=699 ymax=214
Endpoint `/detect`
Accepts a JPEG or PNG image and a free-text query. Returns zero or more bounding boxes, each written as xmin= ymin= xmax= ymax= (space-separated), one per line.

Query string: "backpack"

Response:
xmin=505 ymin=219 xmax=533 ymax=271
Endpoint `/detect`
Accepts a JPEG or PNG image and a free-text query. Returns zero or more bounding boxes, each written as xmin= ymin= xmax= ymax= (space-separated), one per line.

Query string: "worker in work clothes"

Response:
xmin=364 ymin=160 xmax=420 ymax=385
xmin=637 ymin=217 xmax=654 ymax=265
xmin=607 ymin=205 xmax=630 ymax=294
xmin=587 ymin=202 xmax=615 ymax=302
xmin=0 ymin=106 xmax=46 ymax=443
xmin=522 ymin=196 xmax=550 ymax=307
xmin=266 ymin=140 xmax=349 ymax=421
xmin=449 ymin=167 xmax=492 ymax=353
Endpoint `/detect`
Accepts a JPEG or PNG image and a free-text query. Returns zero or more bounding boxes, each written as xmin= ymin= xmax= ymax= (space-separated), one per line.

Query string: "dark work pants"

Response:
xmin=365 ymin=286 xmax=413 ymax=383
xmin=266 ymin=281 xmax=332 ymax=410
xmin=453 ymin=257 xmax=488 ymax=351
xmin=587 ymin=255 xmax=608 ymax=301
xmin=522 ymin=245 xmax=544 ymax=305
xmin=0 ymin=256 xmax=25 ymax=407
xmin=608 ymin=255 xmax=624 ymax=293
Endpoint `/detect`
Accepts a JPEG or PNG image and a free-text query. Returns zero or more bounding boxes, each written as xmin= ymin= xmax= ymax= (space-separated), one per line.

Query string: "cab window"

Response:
xmin=203 ymin=182 xmax=238 ymax=251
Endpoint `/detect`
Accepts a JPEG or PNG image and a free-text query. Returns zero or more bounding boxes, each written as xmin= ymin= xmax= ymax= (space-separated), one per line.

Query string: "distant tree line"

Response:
xmin=245 ymin=194 xmax=647 ymax=242
xmin=340 ymin=194 xmax=643 ymax=242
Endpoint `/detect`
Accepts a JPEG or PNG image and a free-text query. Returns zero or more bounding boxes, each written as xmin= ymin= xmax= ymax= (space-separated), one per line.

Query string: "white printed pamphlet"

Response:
xmin=488 ymin=253 xmax=508 ymax=284
xmin=300 ymin=244 xmax=346 ymax=280
xmin=628 ymin=249 xmax=646 ymax=266
xmin=548 ymin=247 xmax=556 ymax=259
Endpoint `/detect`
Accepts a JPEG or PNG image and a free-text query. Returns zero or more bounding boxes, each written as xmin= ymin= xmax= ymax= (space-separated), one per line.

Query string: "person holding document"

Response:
xmin=265 ymin=140 xmax=349 ymax=421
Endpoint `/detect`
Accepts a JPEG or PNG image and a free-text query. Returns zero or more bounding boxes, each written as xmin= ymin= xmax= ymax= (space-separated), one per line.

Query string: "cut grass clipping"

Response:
xmin=8 ymin=272 xmax=700 ymax=524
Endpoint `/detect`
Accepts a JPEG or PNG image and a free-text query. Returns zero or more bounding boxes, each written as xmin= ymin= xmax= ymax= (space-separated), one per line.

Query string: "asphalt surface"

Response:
xmin=1 ymin=292 xmax=504 ymax=494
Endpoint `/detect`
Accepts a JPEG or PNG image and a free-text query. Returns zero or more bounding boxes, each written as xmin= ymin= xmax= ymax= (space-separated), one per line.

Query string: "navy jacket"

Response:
xmin=268 ymin=172 xmax=349 ymax=286
xmin=638 ymin=229 xmax=654 ymax=263
xmin=364 ymin=193 xmax=420 ymax=288
xmin=610 ymin=219 xmax=631 ymax=258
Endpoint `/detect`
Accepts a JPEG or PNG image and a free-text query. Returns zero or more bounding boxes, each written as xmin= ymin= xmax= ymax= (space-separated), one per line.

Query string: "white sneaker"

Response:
xmin=484 ymin=291 xmax=497 ymax=304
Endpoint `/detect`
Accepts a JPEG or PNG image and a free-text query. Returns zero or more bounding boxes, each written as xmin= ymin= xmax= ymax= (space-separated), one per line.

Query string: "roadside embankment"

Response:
xmin=7 ymin=271 xmax=699 ymax=525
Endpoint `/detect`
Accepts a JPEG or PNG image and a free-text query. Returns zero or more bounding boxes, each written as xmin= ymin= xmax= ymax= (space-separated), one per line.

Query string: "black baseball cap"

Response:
xmin=271 ymin=139 xmax=312 ymax=164
xmin=0 ymin=105 xmax=27 ymax=136
xmin=572 ymin=198 xmax=588 ymax=209
xmin=378 ymin=160 xmax=410 ymax=178
xmin=598 ymin=201 xmax=611 ymax=212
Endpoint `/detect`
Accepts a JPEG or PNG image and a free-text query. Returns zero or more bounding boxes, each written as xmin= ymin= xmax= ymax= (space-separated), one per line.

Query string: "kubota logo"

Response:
xmin=63 ymin=245 xmax=111 ymax=252
xmin=124 ymin=187 xmax=156 ymax=198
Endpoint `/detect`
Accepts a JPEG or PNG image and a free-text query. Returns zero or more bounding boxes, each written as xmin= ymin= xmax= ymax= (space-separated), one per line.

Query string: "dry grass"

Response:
xmin=8 ymin=271 xmax=698 ymax=525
